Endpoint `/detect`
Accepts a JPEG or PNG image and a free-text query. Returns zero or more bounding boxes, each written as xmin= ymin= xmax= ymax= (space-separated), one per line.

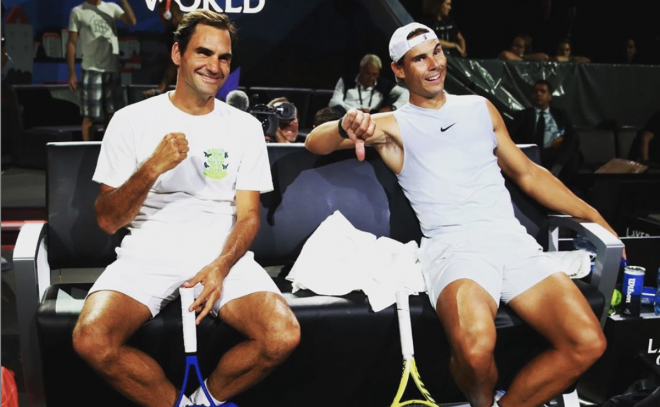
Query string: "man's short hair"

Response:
xmin=360 ymin=54 xmax=382 ymax=70
xmin=174 ymin=10 xmax=237 ymax=55
xmin=312 ymin=107 xmax=343 ymax=127
xmin=534 ymin=79 xmax=553 ymax=93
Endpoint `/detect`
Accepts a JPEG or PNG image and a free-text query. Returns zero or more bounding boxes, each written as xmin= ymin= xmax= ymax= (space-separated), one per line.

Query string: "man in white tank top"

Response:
xmin=306 ymin=23 xmax=622 ymax=407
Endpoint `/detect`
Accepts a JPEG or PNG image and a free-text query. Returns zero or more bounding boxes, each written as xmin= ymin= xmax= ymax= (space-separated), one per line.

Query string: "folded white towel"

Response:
xmin=287 ymin=211 xmax=424 ymax=311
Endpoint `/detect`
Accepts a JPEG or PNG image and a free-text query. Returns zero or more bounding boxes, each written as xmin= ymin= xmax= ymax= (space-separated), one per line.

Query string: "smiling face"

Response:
xmin=172 ymin=24 xmax=232 ymax=101
xmin=391 ymin=37 xmax=447 ymax=107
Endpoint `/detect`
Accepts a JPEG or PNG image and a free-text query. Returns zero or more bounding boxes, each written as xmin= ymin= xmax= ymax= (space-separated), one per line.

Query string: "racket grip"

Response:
xmin=180 ymin=287 xmax=197 ymax=353
xmin=395 ymin=291 xmax=415 ymax=357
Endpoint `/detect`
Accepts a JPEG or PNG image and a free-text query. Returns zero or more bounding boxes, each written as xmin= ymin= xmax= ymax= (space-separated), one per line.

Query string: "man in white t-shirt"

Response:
xmin=306 ymin=23 xmax=622 ymax=407
xmin=72 ymin=10 xmax=300 ymax=407
xmin=67 ymin=0 xmax=136 ymax=141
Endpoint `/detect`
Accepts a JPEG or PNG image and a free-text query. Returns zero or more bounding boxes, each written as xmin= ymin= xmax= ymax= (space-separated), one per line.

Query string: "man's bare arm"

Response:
xmin=183 ymin=190 xmax=262 ymax=323
xmin=96 ymin=133 xmax=189 ymax=234
xmin=305 ymin=108 xmax=388 ymax=160
xmin=66 ymin=31 xmax=79 ymax=91
xmin=640 ymin=131 xmax=654 ymax=163
xmin=488 ymin=101 xmax=619 ymax=240
xmin=118 ymin=0 xmax=137 ymax=26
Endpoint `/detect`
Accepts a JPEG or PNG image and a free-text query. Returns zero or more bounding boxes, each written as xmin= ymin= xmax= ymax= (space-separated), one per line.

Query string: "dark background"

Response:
xmin=3 ymin=0 xmax=659 ymax=89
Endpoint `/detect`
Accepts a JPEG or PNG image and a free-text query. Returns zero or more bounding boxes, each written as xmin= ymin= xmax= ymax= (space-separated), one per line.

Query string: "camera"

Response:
xmin=248 ymin=102 xmax=296 ymax=139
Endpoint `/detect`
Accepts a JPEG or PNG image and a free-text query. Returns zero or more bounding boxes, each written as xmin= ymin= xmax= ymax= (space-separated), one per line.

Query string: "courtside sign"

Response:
xmin=144 ymin=0 xmax=265 ymax=13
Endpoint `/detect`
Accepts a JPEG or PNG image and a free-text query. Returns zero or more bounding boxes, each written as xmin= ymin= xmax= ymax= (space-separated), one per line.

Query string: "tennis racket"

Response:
xmin=173 ymin=287 xmax=220 ymax=407
xmin=390 ymin=291 xmax=440 ymax=407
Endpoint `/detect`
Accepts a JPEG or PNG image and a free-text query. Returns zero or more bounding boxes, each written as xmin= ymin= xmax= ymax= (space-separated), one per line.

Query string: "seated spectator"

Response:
xmin=329 ymin=54 xmax=408 ymax=114
xmin=551 ymin=38 xmax=590 ymax=63
xmin=509 ymin=79 xmax=580 ymax=184
xmin=638 ymin=110 xmax=660 ymax=166
xmin=499 ymin=34 xmax=549 ymax=62
xmin=420 ymin=0 xmax=467 ymax=58
xmin=143 ymin=0 xmax=184 ymax=98
xmin=621 ymin=38 xmax=639 ymax=64
xmin=312 ymin=106 xmax=343 ymax=128
xmin=267 ymin=97 xmax=303 ymax=143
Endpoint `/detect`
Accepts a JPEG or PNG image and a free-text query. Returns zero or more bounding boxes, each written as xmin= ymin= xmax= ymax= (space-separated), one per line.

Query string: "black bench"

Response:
xmin=14 ymin=143 xmax=623 ymax=407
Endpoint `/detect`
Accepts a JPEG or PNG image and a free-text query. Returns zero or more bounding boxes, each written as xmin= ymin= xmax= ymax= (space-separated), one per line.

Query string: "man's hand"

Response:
xmin=550 ymin=136 xmax=564 ymax=149
xmin=142 ymin=89 xmax=160 ymax=98
xmin=146 ymin=133 xmax=189 ymax=175
xmin=182 ymin=262 xmax=228 ymax=324
xmin=68 ymin=74 xmax=78 ymax=91
xmin=341 ymin=108 xmax=376 ymax=161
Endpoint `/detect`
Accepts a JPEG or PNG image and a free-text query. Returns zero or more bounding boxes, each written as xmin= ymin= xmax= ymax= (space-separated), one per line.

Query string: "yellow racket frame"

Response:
xmin=390 ymin=357 xmax=440 ymax=407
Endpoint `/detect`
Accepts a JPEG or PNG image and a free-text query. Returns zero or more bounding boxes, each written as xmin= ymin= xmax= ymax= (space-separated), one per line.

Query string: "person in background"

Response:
xmin=267 ymin=97 xmax=302 ymax=143
xmin=499 ymin=34 xmax=549 ymax=62
xmin=421 ymin=0 xmax=467 ymax=58
xmin=509 ymin=79 xmax=581 ymax=185
xmin=143 ymin=0 xmax=184 ymax=98
xmin=329 ymin=54 xmax=409 ymax=114
xmin=312 ymin=107 xmax=343 ymax=128
xmin=638 ymin=110 xmax=660 ymax=166
xmin=67 ymin=0 xmax=137 ymax=141
xmin=621 ymin=38 xmax=639 ymax=64
xmin=551 ymin=38 xmax=590 ymax=63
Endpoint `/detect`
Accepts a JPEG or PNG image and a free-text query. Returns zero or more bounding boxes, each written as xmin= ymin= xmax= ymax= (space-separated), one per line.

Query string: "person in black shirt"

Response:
xmin=421 ymin=0 xmax=467 ymax=57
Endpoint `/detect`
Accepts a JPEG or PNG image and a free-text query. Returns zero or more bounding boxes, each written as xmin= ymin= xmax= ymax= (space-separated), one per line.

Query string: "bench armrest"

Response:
xmin=14 ymin=222 xmax=49 ymax=407
xmin=548 ymin=215 xmax=624 ymax=326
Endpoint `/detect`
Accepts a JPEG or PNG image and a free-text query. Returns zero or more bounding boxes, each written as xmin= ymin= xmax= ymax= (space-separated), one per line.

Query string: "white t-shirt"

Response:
xmin=93 ymin=93 xmax=273 ymax=244
xmin=68 ymin=1 xmax=123 ymax=72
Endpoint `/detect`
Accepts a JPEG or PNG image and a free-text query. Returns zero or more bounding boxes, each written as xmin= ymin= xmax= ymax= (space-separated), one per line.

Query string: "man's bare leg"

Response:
xmin=73 ymin=291 xmax=180 ymax=407
xmin=436 ymin=279 xmax=499 ymax=407
xmin=500 ymin=273 xmax=606 ymax=407
xmin=204 ymin=292 xmax=300 ymax=401
xmin=82 ymin=116 xmax=94 ymax=142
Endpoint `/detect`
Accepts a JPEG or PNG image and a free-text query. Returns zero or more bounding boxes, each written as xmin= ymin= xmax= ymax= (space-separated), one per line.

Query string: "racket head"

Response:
xmin=390 ymin=357 xmax=440 ymax=407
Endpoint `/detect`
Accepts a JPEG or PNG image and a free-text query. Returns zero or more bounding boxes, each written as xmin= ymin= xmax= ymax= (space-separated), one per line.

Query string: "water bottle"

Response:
xmin=655 ymin=267 xmax=660 ymax=316
xmin=573 ymin=234 xmax=596 ymax=274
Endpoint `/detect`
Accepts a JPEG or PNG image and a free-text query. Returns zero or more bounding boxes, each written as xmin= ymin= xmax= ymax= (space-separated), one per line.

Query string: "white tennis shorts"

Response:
xmin=88 ymin=227 xmax=281 ymax=317
xmin=418 ymin=221 xmax=563 ymax=308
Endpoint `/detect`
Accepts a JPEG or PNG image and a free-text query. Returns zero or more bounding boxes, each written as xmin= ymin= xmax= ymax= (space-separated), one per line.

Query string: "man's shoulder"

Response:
xmin=71 ymin=3 xmax=85 ymax=14
xmin=447 ymin=93 xmax=488 ymax=109
xmin=214 ymin=100 xmax=261 ymax=126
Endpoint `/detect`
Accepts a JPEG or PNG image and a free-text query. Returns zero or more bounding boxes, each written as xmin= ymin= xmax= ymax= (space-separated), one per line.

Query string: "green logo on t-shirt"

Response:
xmin=203 ymin=149 xmax=229 ymax=180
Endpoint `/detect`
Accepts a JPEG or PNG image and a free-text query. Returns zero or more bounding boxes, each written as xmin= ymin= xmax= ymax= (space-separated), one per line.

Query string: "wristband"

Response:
xmin=337 ymin=116 xmax=350 ymax=139
xmin=153 ymin=89 xmax=162 ymax=96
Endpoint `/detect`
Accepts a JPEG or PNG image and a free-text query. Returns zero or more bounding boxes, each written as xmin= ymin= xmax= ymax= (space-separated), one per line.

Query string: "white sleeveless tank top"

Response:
xmin=394 ymin=94 xmax=517 ymax=237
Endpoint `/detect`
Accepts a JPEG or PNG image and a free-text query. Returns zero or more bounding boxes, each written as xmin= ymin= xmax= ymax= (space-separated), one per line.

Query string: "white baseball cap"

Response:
xmin=389 ymin=22 xmax=438 ymax=62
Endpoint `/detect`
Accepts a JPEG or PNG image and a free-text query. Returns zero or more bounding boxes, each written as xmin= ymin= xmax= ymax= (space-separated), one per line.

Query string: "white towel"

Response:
xmin=287 ymin=211 xmax=424 ymax=311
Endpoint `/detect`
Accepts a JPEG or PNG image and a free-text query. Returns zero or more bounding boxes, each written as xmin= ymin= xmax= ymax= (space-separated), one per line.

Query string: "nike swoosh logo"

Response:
xmin=441 ymin=123 xmax=456 ymax=132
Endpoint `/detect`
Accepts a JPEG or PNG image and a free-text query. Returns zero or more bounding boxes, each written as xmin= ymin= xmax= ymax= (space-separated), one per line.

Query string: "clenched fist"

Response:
xmin=147 ymin=133 xmax=190 ymax=175
xmin=341 ymin=108 xmax=377 ymax=161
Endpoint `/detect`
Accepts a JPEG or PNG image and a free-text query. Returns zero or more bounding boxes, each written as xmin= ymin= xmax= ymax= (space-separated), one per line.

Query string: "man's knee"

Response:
xmin=260 ymin=313 xmax=301 ymax=365
xmin=451 ymin=324 xmax=496 ymax=373
xmin=72 ymin=320 xmax=118 ymax=367
xmin=568 ymin=326 xmax=606 ymax=370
